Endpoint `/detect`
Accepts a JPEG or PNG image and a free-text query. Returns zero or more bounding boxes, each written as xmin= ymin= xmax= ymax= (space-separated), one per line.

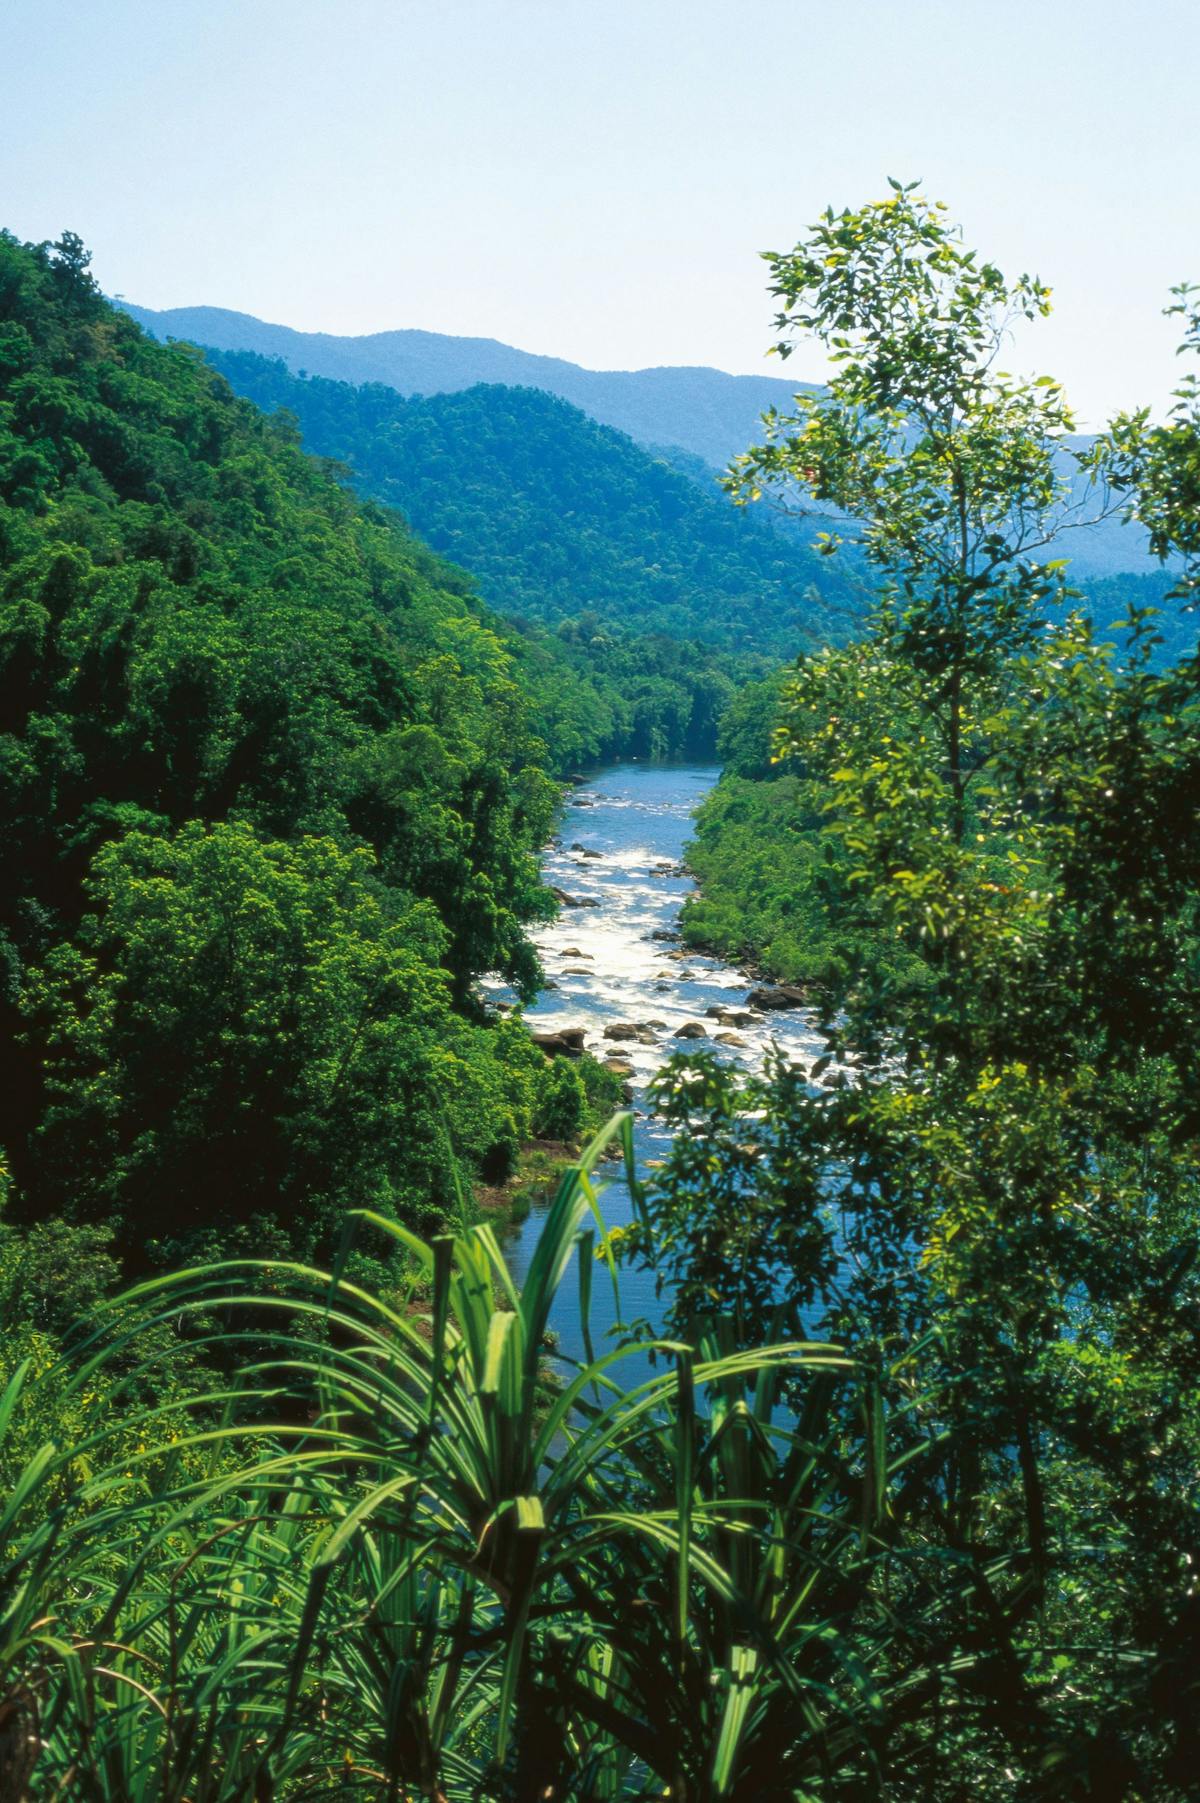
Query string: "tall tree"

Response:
xmin=727 ymin=180 xmax=1115 ymax=842
xmin=630 ymin=195 xmax=1200 ymax=1791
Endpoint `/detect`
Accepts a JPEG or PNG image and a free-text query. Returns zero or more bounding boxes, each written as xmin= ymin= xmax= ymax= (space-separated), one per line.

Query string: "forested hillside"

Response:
xmin=0 ymin=229 xmax=618 ymax=1272
xmin=3 ymin=170 xmax=1200 ymax=1796
xmin=123 ymin=300 xmax=813 ymax=467
xmin=185 ymin=349 xmax=864 ymax=655
xmin=126 ymin=301 xmax=1163 ymax=582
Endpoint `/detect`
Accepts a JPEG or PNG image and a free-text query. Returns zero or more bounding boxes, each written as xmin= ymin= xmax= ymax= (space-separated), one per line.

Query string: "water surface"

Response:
xmin=490 ymin=763 xmax=825 ymax=1370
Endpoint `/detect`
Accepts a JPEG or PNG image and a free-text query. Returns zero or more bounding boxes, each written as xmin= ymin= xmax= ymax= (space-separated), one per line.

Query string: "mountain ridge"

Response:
xmin=196 ymin=348 xmax=864 ymax=658
xmin=120 ymin=301 xmax=810 ymax=471
xmin=123 ymin=301 xmax=1161 ymax=581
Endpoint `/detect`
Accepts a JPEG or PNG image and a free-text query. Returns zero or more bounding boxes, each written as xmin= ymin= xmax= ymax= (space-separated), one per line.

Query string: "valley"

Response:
xmin=3 ymin=148 xmax=1198 ymax=1794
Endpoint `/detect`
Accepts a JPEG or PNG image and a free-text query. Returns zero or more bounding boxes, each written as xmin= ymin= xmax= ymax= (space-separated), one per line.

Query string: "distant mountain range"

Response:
xmin=124 ymin=301 xmax=1161 ymax=582
xmin=120 ymin=303 xmax=808 ymax=472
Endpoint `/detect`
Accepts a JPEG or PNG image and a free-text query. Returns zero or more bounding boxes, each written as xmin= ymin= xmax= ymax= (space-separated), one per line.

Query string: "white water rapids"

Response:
xmin=484 ymin=763 xmax=829 ymax=1369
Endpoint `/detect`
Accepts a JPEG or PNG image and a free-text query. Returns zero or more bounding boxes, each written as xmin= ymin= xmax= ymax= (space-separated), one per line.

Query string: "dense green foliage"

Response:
xmin=182 ymin=347 xmax=871 ymax=764
xmin=5 ymin=194 xmax=1200 ymax=1800
xmin=680 ymin=674 xmax=922 ymax=991
xmin=625 ymin=192 xmax=1200 ymax=1793
xmin=506 ymin=608 xmax=742 ymax=764
xmin=680 ymin=773 xmax=916 ymax=993
xmin=1 ymin=1127 xmax=954 ymax=1801
xmin=198 ymin=348 xmax=862 ymax=654
xmin=1068 ymin=565 xmax=1191 ymax=664
xmin=0 ymin=229 xmax=612 ymax=1268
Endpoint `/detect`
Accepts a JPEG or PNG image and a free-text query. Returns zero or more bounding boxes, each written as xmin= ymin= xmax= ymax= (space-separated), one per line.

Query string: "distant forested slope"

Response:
xmin=185 ymin=350 xmax=865 ymax=656
xmin=124 ymin=301 xmax=1161 ymax=581
xmin=122 ymin=301 xmax=810 ymax=469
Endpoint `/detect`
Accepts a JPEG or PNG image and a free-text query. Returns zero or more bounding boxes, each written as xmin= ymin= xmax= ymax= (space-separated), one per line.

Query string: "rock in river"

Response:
xmin=746 ymin=984 xmax=809 ymax=1010
xmin=532 ymin=1027 xmax=588 ymax=1058
xmin=674 ymin=1021 xmax=708 ymax=1039
xmin=604 ymin=1022 xmax=659 ymax=1045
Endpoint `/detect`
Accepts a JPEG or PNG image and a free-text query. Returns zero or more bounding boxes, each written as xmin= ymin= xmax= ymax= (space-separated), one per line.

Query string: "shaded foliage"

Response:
xmin=0 ymin=1126 xmax=1000 ymax=1802
xmin=626 ymin=194 xmax=1200 ymax=1793
xmin=0 ymin=229 xmax=594 ymax=1265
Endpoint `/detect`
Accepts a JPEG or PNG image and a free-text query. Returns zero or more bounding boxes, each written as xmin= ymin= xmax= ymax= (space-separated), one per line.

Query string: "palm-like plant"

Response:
xmin=4 ymin=1113 xmax=949 ymax=1799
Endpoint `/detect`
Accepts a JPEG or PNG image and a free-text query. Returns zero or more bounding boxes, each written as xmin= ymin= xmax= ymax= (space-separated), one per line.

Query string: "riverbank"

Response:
xmin=680 ymin=769 xmax=922 ymax=996
xmin=485 ymin=761 xmax=827 ymax=1369
xmin=472 ymin=1050 xmax=627 ymax=1234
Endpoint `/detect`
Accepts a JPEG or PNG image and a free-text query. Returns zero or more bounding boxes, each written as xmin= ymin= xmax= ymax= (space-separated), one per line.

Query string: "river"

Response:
xmin=487 ymin=762 xmax=826 ymax=1372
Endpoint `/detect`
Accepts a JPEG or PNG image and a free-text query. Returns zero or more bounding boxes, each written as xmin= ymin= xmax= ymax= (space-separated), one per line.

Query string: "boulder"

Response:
xmin=561 ymin=966 xmax=595 ymax=976
xmin=559 ymin=947 xmax=591 ymax=958
xmin=649 ymin=929 xmax=679 ymax=943
xmin=532 ymin=1027 xmax=588 ymax=1059
xmin=707 ymin=1006 xmax=759 ymax=1027
xmin=747 ymin=984 xmax=809 ymax=1011
xmin=715 ymin=1032 xmax=747 ymax=1047
xmin=604 ymin=1022 xmax=658 ymax=1045
xmin=674 ymin=1021 xmax=708 ymax=1040
xmin=550 ymin=886 xmax=599 ymax=908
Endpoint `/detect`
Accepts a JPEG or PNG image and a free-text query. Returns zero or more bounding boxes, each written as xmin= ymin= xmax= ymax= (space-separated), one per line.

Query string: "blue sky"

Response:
xmin=2 ymin=0 xmax=1196 ymax=425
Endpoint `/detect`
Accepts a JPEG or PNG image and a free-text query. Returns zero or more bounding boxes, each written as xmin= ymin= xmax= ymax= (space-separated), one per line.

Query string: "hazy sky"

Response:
xmin=3 ymin=0 xmax=1196 ymax=426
